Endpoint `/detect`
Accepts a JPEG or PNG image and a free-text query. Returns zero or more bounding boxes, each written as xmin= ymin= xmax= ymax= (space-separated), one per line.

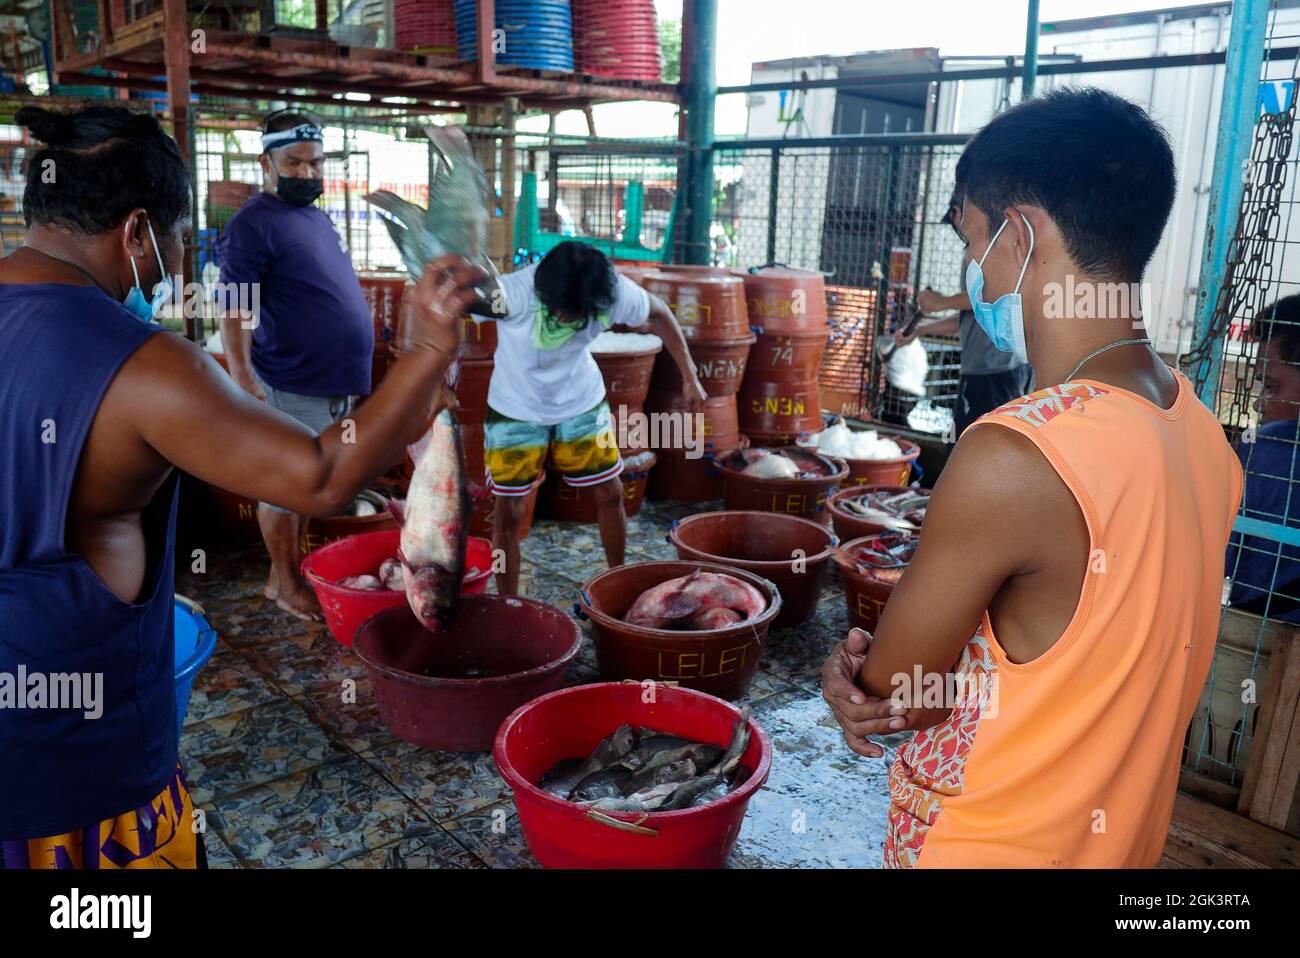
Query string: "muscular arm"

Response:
xmin=646 ymin=294 xmax=707 ymax=404
xmin=858 ymin=424 xmax=1089 ymax=714
xmin=125 ymin=335 xmax=446 ymax=517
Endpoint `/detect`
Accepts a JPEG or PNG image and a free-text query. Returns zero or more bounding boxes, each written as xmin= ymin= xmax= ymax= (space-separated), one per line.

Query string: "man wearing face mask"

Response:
xmin=820 ymin=88 xmax=1242 ymax=867
xmin=893 ymin=195 xmax=1034 ymax=436
xmin=0 ymin=105 xmax=481 ymax=868
xmin=218 ymin=108 xmax=374 ymax=620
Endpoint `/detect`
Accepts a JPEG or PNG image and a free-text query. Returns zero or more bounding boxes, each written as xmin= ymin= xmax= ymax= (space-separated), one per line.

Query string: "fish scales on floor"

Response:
xmin=539 ymin=708 xmax=753 ymax=813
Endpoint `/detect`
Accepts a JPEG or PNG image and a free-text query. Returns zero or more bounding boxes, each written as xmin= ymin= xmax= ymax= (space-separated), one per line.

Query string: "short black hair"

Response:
xmin=954 ymin=87 xmax=1175 ymax=283
xmin=1252 ymin=294 xmax=1300 ymax=365
xmin=535 ymin=241 xmax=617 ymax=321
xmin=18 ymin=104 xmax=191 ymax=235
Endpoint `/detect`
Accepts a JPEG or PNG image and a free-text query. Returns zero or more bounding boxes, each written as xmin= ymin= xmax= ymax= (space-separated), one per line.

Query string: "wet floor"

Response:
xmin=177 ymin=499 xmax=903 ymax=868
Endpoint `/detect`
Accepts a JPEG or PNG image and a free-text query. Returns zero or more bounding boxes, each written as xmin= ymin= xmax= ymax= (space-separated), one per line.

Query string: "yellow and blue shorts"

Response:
xmin=485 ymin=401 xmax=622 ymax=496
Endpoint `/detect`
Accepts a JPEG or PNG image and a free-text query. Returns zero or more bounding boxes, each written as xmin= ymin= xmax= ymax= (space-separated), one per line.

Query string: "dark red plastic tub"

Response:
xmin=301 ymin=529 xmax=493 ymax=647
xmin=493 ymin=682 xmax=771 ymax=868
xmin=355 ymin=595 xmax=582 ymax=752
xmin=828 ymin=484 xmax=931 ymax=542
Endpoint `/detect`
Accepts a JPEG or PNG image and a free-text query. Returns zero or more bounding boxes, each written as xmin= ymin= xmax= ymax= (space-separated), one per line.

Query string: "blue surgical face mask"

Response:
xmin=965 ymin=213 xmax=1035 ymax=365
xmin=123 ymin=218 xmax=173 ymax=323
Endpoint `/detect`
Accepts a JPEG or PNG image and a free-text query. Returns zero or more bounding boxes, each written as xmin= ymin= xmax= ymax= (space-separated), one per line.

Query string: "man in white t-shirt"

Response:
xmin=474 ymin=242 xmax=704 ymax=595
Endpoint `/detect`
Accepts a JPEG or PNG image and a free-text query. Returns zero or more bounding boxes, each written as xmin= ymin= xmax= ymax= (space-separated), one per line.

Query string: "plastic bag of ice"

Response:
xmin=741 ymin=453 xmax=801 ymax=479
xmin=816 ymin=420 xmax=855 ymax=458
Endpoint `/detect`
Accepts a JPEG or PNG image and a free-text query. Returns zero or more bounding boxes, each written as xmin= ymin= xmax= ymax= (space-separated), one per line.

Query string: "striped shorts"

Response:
xmin=484 ymin=400 xmax=622 ymax=497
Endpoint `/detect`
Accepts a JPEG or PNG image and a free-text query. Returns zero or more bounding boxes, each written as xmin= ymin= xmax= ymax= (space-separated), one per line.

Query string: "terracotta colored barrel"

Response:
xmin=469 ymin=472 xmax=543 ymax=541
xmin=455 ymin=357 xmax=494 ymax=414
xmin=650 ymin=334 xmax=755 ymax=398
xmin=644 ymin=270 xmax=749 ymax=343
xmin=738 ymin=375 xmax=824 ymax=443
xmin=358 ymin=272 xmax=408 ymax=348
xmin=209 ymin=484 xmax=262 ymax=542
xmin=593 ymin=341 xmax=661 ymax=408
xmin=543 ymin=450 xmax=657 ymax=522
xmin=646 ymin=449 xmax=724 ymax=503
xmin=670 ymin=511 xmax=833 ymax=628
xmin=615 ymin=265 xmax=657 ymax=288
xmin=717 ymin=448 xmax=848 ymax=525
xmin=578 ymin=560 xmax=783 ymax=700
xmin=744 ymin=330 xmax=830 ymax=379
xmin=299 ymin=494 xmax=396 ymax=557
xmin=828 ymin=484 xmax=931 ymax=542
xmin=834 ymin=534 xmax=912 ymax=633
xmin=460 ymin=419 xmax=486 ymax=479
xmin=740 ymin=266 xmax=829 ymax=336
xmin=460 ymin=315 xmax=497 ymax=359
xmin=645 ymin=389 xmax=740 ymax=455
xmin=355 ymin=596 xmax=581 ymax=751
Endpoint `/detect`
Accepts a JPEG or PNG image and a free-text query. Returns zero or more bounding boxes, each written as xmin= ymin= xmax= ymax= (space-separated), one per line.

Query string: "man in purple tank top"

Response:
xmin=0 ymin=104 xmax=482 ymax=868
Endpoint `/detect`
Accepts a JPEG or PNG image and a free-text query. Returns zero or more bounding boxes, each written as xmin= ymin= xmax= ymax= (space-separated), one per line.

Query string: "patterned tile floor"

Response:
xmin=177 ymin=500 xmax=901 ymax=868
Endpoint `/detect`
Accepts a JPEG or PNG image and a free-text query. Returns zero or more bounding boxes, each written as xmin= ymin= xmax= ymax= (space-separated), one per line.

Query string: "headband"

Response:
xmin=261 ymin=123 xmax=323 ymax=153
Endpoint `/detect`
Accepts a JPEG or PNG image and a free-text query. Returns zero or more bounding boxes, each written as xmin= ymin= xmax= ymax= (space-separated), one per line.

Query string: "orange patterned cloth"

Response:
xmin=886 ymin=373 xmax=1243 ymax=867
xmin=1 ymin=766 xmax=204 ymax=869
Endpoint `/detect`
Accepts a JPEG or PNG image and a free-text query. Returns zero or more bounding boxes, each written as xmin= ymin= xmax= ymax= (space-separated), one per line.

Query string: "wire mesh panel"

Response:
xmin=714 ymin=139 xmax=966 ymax=433
xmin=1179 ymin=1 xmax=1300 ymax=803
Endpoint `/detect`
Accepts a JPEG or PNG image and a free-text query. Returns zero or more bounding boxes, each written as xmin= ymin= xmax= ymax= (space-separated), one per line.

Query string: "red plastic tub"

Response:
xmin=579 ymin=560 xmax=782 ymax=699
xmin=493 ymin=682 xmax=771 ymax=868
xmin=716 ymin=447 xmax=849 ymax=525
xmin=301 ymin=529 xmax=494 ymax=647
xmin=355 ymin=595 xmax=581 ymax=752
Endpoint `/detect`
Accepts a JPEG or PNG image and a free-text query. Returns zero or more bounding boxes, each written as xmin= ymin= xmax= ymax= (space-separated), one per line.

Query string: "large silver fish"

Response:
xmin=389 ymin=408 xmax=470 ymax=633
xmin=364 ymin=125 xmax=508 ymax=318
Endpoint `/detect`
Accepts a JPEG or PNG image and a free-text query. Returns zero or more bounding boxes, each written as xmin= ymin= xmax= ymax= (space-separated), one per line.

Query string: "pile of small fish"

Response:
xmin=539 ymin=709 xmax=753 ymax=813
xmin=729 ymin=447 xmax=826 ymax=480
xmin=624 ymin=570 xmax=766 ymax=630
xmin=837 ymin=488 xmax=930 ymax=533
xmin=852 ymin=533 xmax=918 ymax=583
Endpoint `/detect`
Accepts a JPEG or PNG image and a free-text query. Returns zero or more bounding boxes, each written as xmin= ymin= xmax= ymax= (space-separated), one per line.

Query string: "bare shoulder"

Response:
xmin=928 ymin=422 xmax=1081 ymax=572
xmin=110 ymin=328 xmax=245 ymax=410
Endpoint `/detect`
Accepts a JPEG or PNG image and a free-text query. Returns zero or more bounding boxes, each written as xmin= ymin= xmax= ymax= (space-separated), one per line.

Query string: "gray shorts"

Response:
xmin=260 ymin=381 xmax=356 ymax=513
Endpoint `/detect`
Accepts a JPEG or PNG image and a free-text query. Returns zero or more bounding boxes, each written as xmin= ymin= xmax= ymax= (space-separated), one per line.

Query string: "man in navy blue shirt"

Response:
xmin=1227 ymin=294 xmax=1300 ymax=622
xmin=219 ymin=108 xmax=374 ymax=620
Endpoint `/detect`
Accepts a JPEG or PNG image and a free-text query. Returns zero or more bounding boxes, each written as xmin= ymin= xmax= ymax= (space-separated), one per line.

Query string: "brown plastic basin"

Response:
xmin=579 ymin=560 xmax=782 ymax=699
xmin=644 ymin=270 xmax=750 ymax=343
xmin=717 ymin=447 xmax=848 ymax=525
xmin=828 ymin=483 xmax=931 ymax=542
xmin=740 ymin=266 xmax=830 ymax=337
xmin=833 ymin=535 xmax=913 ymax=633
xmin=670 ymin=511 xmax=833 ymax=627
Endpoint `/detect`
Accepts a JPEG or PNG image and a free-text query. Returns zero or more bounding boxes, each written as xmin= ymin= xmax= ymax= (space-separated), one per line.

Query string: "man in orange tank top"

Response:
xmin=822 ymin=87 xmax=1243 ymax=868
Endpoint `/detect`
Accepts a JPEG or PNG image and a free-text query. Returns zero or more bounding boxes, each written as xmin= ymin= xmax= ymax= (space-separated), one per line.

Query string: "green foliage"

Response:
xmin=659 ymin=17 xmax=682 ymax=85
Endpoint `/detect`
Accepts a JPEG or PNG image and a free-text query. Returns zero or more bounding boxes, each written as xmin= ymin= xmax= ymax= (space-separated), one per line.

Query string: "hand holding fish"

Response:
xmin=821 ymin=628 xmax=909 ymax=759
xmin=400 ymin=255 xmax=486 ymax=358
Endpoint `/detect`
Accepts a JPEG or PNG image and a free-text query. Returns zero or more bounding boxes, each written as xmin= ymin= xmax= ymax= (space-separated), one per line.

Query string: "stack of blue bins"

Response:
xmin=455 ymin=0 xmax=575 ymax=72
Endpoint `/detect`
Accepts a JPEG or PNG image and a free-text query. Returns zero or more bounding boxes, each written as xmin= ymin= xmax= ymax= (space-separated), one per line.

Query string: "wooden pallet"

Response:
xmin=1158 ymin=791 xmax=1298 ymax=868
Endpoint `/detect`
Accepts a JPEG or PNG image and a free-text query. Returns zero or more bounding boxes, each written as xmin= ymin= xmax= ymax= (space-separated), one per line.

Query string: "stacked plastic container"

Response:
xmin=393 ymin=0 xmax=458 ymax=54
xmin=572 ymin=0 xmax=662 ymax=81
xmin=455 ymin=0 xmax=575 ymax=72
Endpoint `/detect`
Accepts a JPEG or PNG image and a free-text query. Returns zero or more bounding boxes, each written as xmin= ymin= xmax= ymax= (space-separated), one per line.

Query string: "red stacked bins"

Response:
xmin=642 ymin=268 xmax=751 ymax=501
xmin=393 ymin=0 xmax=458 ymax=54
xmin=737 ymin=267 xmax=830 ymax=445
xmin=544 ymin=333 xmax=662 ymax=522
xmin=572 ymin=0 xmax=662 ymax=82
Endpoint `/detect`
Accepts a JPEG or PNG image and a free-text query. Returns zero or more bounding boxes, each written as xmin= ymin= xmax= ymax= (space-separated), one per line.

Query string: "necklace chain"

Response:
xmin=1067 ymin=337 xmax=1153 ymax=382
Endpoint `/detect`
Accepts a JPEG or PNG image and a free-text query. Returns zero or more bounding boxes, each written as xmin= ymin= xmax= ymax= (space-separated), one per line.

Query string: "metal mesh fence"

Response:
xmin=1180 ymin=1 xmax=1300 ymax=796
xmin=713 ymin=140 xmax=966 ymax=433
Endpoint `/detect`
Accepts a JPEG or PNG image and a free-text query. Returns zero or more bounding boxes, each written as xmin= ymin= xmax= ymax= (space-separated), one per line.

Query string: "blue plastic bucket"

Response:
xmin=173 ymin=596 xmax=218 ymax=736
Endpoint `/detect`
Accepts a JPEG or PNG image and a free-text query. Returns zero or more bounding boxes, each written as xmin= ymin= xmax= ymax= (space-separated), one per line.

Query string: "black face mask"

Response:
xmin=276 ymin=175 xmax=324 ymax=207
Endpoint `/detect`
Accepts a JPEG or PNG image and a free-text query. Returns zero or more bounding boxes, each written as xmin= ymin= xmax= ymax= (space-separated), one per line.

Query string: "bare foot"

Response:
xmin=273 ymin=583 xmax=323 ymax=622
xmin=263 ymin=583 xmax=279 ymax=602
